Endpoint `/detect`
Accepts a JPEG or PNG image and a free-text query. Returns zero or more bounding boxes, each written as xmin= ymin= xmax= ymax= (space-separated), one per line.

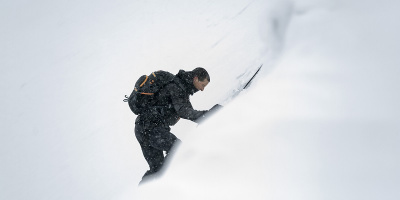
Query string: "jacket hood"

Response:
xmin=176 ymin=70 xmax=199 ymax=95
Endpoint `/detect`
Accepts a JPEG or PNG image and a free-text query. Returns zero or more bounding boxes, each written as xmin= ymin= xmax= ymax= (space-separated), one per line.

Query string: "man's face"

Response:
xmin=193 ymin=76 xmax=209 ymax=91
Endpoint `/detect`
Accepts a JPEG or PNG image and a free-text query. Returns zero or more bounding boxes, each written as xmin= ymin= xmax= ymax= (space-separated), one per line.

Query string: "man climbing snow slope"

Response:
xmin=133 ymin=67 xmax=221 ymax=184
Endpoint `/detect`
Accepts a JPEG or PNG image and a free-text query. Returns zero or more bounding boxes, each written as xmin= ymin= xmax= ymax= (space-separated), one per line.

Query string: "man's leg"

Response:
xmin=138 ymin=142 xmax=165 ymax=185
xmin=144 ymin=126 xmax=181 ymax=174
xmin=148 ymin=126 xmax=180 ymax=153
xmin=135 ymin=123 xmax=165 ymax=182
xmin=135 ymin=124 xmax=181 ymax=184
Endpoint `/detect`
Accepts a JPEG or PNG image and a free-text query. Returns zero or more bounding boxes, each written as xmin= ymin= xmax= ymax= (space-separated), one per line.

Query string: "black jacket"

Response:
xmin=136 ymin=70 xmax=207 ymax=128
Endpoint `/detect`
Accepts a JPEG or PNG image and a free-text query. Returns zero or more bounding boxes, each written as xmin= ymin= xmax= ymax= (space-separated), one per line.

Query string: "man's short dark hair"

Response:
xmin=192 ymin=67 xmax=210 ymax=82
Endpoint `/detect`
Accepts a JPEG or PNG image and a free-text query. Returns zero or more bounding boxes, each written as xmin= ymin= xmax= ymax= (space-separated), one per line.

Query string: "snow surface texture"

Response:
xmin=1 ymin=0 xmax=399 ymax=200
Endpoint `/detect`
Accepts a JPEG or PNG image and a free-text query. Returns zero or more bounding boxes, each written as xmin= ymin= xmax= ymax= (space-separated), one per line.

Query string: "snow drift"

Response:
xmin=137 ymin=0 xmax=400 ymax=199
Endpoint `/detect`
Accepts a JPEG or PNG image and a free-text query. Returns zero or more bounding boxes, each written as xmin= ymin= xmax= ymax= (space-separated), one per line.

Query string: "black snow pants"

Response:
xmin=135 ymin=120 xmax=181 ymax=183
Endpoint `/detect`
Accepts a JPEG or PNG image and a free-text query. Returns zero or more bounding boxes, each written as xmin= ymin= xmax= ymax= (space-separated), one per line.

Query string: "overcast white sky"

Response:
xmin=1 ymin=0 xmax=399 ymax=200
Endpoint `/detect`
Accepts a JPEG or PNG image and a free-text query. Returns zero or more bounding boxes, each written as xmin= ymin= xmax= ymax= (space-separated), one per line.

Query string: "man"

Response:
xmin=135 ymin=67 xmax=220 ymax=184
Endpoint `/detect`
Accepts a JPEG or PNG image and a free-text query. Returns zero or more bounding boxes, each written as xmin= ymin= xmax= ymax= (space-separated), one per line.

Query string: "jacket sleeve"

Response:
xmin=168 ymin=84 xmax=207 ymax=122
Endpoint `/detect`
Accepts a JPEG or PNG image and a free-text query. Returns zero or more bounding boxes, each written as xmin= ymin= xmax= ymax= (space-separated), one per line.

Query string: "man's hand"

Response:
xmin=209 ymin=104 xmax=223 ymax=114
xmin=195 ymin=104 xmax=223 ymax=124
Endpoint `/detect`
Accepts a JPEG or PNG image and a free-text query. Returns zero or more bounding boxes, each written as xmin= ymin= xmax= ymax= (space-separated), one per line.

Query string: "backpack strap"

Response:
xmin=140 ymin=92 xmax=154 ymax=95
xmin=140 ymin=75 xmax=149 ymax=87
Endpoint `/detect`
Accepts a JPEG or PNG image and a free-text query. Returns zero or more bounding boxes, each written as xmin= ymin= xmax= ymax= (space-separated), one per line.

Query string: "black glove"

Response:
xmin=195 ymin=104 xmax=223 ymax=124
xmin=209 ymin=104 xmax=223 ymax=114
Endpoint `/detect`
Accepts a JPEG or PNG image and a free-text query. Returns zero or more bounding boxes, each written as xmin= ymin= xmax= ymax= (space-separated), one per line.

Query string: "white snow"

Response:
xmin=1 ymin=0 xmax=399 ymax=200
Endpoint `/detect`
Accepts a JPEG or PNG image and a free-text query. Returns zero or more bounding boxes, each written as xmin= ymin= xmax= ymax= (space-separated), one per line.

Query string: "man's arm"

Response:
xmin=168 ymin=85 xmax=207 ymax=122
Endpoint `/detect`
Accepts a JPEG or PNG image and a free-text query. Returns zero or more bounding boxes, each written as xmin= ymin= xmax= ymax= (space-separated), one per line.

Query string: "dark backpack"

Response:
xmin=124 ymin=70 xmax=175 ymax=115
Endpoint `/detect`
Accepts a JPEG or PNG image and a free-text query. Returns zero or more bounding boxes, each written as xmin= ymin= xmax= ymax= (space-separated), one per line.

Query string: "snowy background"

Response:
xmin=1 ymin=0 xmax=399 ymax=199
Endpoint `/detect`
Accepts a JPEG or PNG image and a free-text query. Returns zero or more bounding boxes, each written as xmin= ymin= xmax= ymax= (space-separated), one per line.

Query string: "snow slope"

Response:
xmin=136 ymin=0 xmax=400 ymax=199
xmin=1 ymin=0 xmax=399 ymax=200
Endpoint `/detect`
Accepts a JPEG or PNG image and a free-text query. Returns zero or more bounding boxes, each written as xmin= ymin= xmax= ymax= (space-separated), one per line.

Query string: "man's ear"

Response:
xmin=193 ymin=76 xmax=198 ymax=82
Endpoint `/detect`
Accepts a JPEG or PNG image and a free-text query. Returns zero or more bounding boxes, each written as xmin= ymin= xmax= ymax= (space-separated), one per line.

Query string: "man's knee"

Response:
xmin=166 ymin=138 xmax=181 ymax=154
xmin=173 ymin=138 xmax=181 ymax=146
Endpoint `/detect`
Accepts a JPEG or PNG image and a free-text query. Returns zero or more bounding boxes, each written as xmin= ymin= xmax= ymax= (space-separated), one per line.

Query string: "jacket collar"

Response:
xmin=175 ymin=70 xmax=199 ymax=95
